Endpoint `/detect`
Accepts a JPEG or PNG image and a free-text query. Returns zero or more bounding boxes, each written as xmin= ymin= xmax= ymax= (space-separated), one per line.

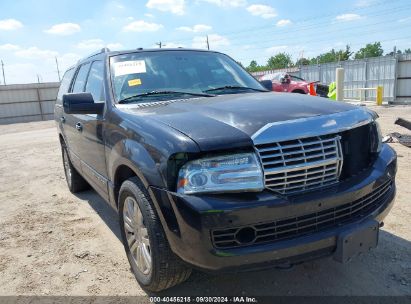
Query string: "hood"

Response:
xmin=119 ymin=92 xmax=357 ymax=151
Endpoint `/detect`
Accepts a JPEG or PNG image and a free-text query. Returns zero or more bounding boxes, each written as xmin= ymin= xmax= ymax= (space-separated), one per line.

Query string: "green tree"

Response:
xmin=309 ymin=45 xmax=352 ymax=64
xmin=267 ymin=53 xmax=293 ymax=69
xmin=354 ymin=42 xmax=384 ymax=59
xmin=295 ymin=57 xmax=310 ymax=66
xmin=246 ymin=60 xmax=266 ymax=72
xmin=404 ymin=48 xmax=411 ymax=54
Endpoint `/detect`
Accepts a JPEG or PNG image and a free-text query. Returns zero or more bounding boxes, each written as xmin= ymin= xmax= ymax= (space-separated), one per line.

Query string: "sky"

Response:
xmin=0 ymin=0 xmax=410 ymax=84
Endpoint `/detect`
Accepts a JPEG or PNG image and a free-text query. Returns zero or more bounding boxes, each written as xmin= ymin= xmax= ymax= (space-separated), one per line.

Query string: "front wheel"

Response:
xmin=119 ymin=177 xmax=191 ymax=291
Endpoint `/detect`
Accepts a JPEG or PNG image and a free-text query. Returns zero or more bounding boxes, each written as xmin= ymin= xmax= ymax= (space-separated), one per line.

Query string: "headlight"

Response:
xmin=177 ymin=153 xmax=264 ymax=194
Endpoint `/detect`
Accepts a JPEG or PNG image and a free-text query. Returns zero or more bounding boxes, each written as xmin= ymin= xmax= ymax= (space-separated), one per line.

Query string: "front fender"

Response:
xmin=109 ymin=138 xmax=162 ymax=189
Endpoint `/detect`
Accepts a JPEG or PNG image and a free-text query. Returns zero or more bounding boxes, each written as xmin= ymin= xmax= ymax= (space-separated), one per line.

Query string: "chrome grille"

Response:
xmin=255 ymin=134 xmax=343 ymax=194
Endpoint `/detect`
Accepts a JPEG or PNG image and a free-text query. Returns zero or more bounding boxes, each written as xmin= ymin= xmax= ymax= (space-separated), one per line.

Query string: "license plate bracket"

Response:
xmin=334 ymin=220 xmax=379 ymax=263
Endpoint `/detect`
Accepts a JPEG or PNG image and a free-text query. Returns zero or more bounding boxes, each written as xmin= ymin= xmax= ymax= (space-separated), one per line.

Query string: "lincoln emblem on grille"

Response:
xmin=252 ymin=108 xmax=373 ymax=195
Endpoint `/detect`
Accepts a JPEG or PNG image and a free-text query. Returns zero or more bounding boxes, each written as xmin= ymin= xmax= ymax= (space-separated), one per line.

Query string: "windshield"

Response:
xmin=110 ymin=50 xmax=265 ymax=102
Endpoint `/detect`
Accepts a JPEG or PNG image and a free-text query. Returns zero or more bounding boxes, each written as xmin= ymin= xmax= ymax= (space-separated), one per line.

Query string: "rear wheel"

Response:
xmin=61 ymin=144 xmax=89 ymax=193
xmin=119 ymin=177 xmax=191 ymax=291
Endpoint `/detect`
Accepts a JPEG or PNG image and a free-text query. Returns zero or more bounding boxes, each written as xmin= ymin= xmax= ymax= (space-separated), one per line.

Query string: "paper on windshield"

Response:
xmin=114 ymin=60 xmax=146 ymax=76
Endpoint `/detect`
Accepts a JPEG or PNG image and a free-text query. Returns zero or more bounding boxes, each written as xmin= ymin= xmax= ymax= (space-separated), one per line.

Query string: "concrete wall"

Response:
xmin=0 ymin=82 xmax=60 ymax=124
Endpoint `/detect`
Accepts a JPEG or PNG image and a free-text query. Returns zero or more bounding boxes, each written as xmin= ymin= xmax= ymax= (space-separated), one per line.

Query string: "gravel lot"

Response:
xmin=0 ymin=105 xmax=410 ymax=297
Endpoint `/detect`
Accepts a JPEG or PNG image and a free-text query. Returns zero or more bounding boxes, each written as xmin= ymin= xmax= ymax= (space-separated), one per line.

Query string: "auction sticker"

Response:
xmin=128 ymin=79 xmax=142 ymax=86
xmin=114 ymin=60 xmax=146 ymax=76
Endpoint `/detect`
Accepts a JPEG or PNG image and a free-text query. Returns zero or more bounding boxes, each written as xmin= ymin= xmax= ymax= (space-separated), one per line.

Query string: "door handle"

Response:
xmin=75 ymin=122 xmax=83 ymax=132
xmin=60 ymin=116 xmax=65 ymax=123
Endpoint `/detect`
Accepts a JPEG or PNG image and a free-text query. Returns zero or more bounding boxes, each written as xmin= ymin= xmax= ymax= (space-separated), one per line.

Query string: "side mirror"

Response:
xmin=63 ymin=93 xmax=104 ymax=115
xmin=259 ymin=80 xmax=273 ymax=91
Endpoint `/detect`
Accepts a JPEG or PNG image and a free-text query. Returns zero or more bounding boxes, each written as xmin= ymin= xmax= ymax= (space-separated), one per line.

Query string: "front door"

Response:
xmin=67 ymin=60 xmax=108 ymax=198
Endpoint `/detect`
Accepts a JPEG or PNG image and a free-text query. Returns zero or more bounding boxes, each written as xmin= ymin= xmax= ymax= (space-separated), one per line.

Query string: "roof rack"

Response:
xmin=79 ymin=48 xmax=111 ymax=62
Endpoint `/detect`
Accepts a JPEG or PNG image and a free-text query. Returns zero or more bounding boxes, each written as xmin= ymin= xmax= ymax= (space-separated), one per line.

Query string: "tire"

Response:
xmin=119 ymin=177 xmax=191 ymax=292
xmin=61 ymin=144 xmax=89 ymax=193
xmin=292 ymin=90 xmax=307 ymax=94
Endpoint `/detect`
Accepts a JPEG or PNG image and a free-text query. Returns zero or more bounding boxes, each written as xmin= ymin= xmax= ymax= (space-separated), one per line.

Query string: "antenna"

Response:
xmin=155 ymin=41 xmax=164 ymax=48
xmin=55 ymin=57 xmax=61 ymax=82
xmin=1 ymin=60 xmax=6 ymax=85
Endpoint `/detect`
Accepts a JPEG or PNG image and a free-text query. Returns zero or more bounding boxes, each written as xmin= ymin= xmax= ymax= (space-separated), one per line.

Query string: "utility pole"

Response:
xmin=155 ymin=41 xmax=164 ymax=48
xmin=1 ymin=60 xmax=6 ymax=85
xmin=37 ymin=74 xmax=41 ymax=83
xmin=206 ymin=35 xmax=210 ymax=50
xmin=55 ymin=57 xmax=61 ymax=81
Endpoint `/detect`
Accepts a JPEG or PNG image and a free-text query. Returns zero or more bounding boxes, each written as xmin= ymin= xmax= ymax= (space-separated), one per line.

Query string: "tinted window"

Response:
xmin=72 ymin=62 xmax=91 ymax=93
xmin=85 ymin=61 xmax=105 ymax=103
xmin=56 ymin=68 xmax=75 ymax=104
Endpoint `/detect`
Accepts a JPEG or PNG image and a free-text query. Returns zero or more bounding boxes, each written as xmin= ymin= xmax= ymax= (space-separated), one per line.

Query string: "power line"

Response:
xmin=218 ymin=14 xmax=410 ymax=53
xmin=196 ymin=4 xmax=411 ymax=51
xmin=157 ymin=0 xmax=401 ymax=44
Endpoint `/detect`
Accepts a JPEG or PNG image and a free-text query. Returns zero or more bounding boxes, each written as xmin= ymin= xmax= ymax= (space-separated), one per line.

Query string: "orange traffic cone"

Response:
xmin=309 ymin=83 xmax=317 ymax=96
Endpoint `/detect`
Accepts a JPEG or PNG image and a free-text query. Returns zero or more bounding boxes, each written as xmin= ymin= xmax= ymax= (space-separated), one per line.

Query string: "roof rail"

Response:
xmin=79 ymin=48 xmax=111 ymax=62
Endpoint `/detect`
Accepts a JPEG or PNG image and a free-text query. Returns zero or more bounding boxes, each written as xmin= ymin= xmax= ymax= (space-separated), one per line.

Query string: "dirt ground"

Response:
xmin=0 ymin=105 xmax=410 ymax=297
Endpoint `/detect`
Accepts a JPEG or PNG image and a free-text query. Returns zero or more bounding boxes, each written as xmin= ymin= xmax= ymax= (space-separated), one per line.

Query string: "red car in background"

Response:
xmin=259 ymin=72 xmax=310 ymax=94
xmin=258 ymin=73 xmax=329 ymax=97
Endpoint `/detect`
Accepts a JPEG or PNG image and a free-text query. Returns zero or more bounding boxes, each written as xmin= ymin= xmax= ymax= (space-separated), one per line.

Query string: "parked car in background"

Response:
xmin=259 ymin=72 xmax=329 ymax=97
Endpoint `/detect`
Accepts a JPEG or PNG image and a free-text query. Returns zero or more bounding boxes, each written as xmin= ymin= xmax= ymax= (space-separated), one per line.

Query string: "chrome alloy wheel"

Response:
xmin=123 ymin=196 xmax=152 ymax=275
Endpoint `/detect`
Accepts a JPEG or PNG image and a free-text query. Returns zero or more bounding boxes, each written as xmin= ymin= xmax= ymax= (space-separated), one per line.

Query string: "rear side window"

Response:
xmin=56 ymin=68 xmax=75 ymax=104
xmin=72 ymin=62 xmax=91 ymax=93
xmin=85 ymin=61 xmax=105 ymax=103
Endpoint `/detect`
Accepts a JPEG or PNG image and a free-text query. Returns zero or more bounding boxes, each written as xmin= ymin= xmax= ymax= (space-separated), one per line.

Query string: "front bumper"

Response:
xmin=149 ymin=144 xmax=397 ymax=272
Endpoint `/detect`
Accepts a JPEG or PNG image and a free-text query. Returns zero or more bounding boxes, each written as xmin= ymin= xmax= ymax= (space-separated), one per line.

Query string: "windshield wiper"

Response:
xmin=204 ymin=85 xmax=267 ymax=93
xmin=118 ymin=90 xmax=215 ymax=104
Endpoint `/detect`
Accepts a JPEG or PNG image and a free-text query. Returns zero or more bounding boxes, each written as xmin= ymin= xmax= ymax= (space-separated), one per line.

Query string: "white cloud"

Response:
xmin=265 ymin=45 xmax=288 ymax=53
xmin=355 ymin=0 xmax=375 ymax=7
xmin=58 ymin=53 xmax=82 ymax=70
xmin=75 ymin=39 xmax=123 ymax=50
xmin=76 ymin=39 xmax=105 ymax=49
xmin=161 ymin=42 xmax=186 ymax=48
xmin=276 ymin=19 xmax=292 ymax=27
xmin=44 ymin=23 xmax=81 ymax=35
xmin=177 ymin=24 xmax=212 ymax=32
xmin=399 ymin=16 xmax=411 ymax=23
xmin=201 ymin=0 xmax=247 ymax=7
xmin=144 ymin=13 xmax=155 ymax=18
xmin=192 ymin=34 xmax=229 ymax=49
xmin=335 ymin=13 xmax=362 ymax=22
xmin=0 ymin=18 xmax=23 ymax=31
xmin=0 ymin=44 xmax=20 ymax=51
xmin=146 ymin=0 xmax=185 ymax=15
xmin=107 ymin=42 xmax=123 ymax=50
xmin=15 ymin=47 xmax=58 ymax=60
xmin=122 ymin=20 xmax=163 ymax=32
xmin=247 ymin=4 xmax=277 ymax=19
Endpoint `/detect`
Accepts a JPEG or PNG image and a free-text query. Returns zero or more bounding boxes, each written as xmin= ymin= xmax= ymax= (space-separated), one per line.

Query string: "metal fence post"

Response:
xmin=336 ymin=68 xmax=345 ymax=101
xmin=376 ymin=86 xmax=383 ymax=105
xmin=36 ymin=87 xmax=44 ymax=121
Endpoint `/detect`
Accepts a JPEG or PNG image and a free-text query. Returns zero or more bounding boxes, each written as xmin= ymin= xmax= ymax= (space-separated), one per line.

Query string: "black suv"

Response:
xmin=55 ymin=48 xmax=397 ymax=291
